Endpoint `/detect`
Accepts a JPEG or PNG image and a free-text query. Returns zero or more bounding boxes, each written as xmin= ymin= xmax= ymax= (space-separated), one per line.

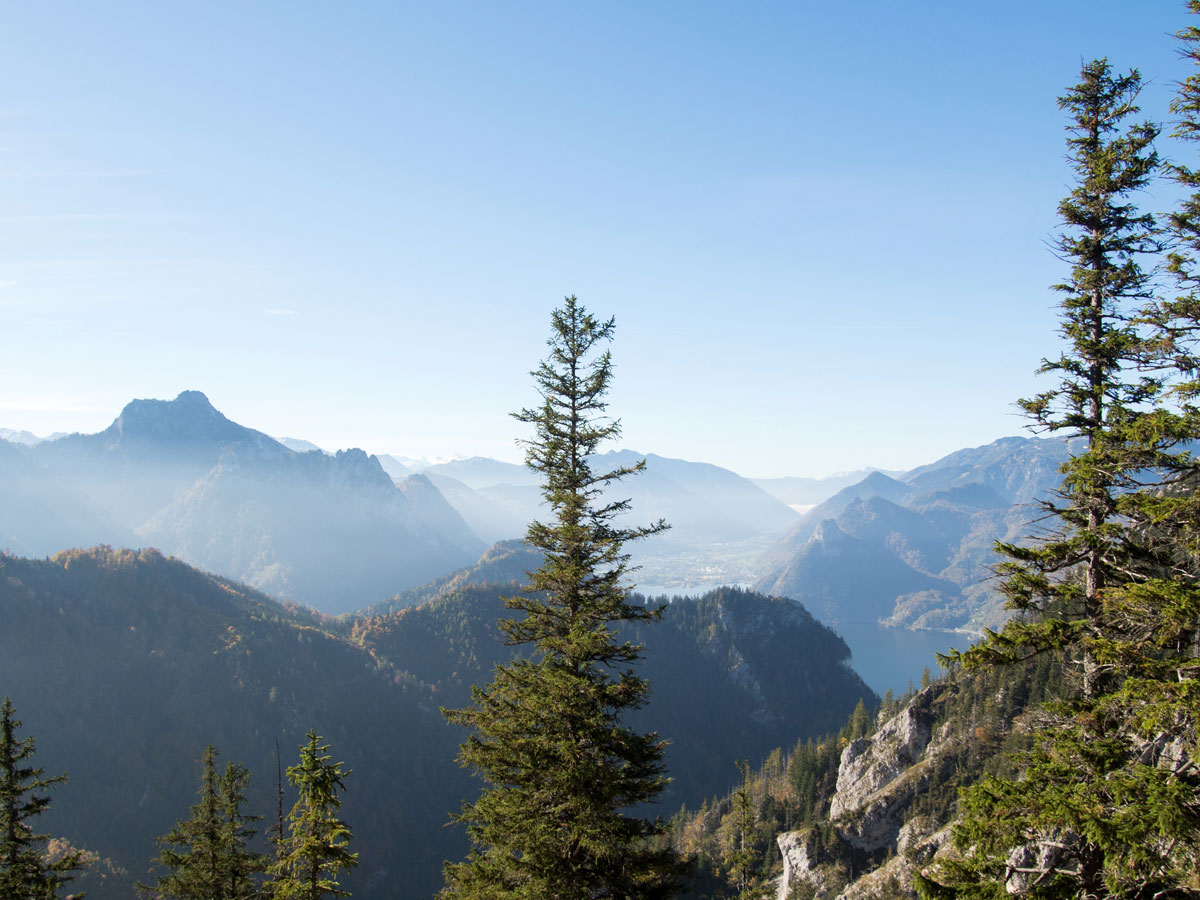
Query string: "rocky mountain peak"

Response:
xmin=105 ymin=390 xmax=254 ymax=446
xmin=828 ymin=685 xmax=942 ymax=826
xmin=331 ymin=447 xmax=392 ymax=485
xmin=808 ymin=518 xmax=849 ymax=548
xmin=400 ymin=471 xmax=435 ymax=491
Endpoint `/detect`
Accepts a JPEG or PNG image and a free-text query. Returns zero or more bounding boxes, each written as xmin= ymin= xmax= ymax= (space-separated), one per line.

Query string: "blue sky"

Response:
xmin=0 ymin=1 xmax=1190 ymax=477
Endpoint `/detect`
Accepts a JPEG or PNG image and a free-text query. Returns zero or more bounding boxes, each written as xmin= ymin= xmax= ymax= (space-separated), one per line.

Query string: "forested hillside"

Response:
xmin=356 ymin=582 xmax=874 ymax=812
xmin=0 ymin=546 xmax=874 ymax=899
xmin=661 ymin=654 xmax=1067 ymax=899
xmin=0 ymin=547 xmax=463 ymax=899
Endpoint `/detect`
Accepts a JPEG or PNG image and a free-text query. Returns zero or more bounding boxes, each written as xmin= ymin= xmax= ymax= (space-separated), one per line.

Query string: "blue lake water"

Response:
xmin=833 ymin=621 xmax=971 ymax=697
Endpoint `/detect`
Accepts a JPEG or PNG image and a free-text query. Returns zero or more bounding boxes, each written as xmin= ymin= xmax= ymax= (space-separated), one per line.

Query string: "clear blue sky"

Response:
xmin=0 ymin=1 xmax=1189 ymax=477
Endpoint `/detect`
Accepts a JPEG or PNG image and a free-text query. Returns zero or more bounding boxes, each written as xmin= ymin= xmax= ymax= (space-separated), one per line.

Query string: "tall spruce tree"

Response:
xmin=140 ymin=745 xmax=265 ymax=900
xmin=218 ymin=762 xmax=266 ymax=900
xmin=924 ymin=58 xmax=1200 ymax=900
xmin=0 ymin=697 xmax=83 ymax=900
xmin=952 ymin=58 xmax=1162 ymax=693
xmin=440 ymin=296 xmax=683 ymax=900
xmin=268 ymin=731 xmax=357 ymax=900
xmin=722 ymin=761 xmax=768 ymax=900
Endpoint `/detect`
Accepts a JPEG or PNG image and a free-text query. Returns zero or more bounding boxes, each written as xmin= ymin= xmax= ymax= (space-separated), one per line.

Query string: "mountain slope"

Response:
xmin=11 ymin=391 xmax=485 ymax=612
xmin=751 ymin=469 xmax=905 ymax=510
xmin=1 ymin=546 xmax=876 ymax=900
xmin=595 ymin=449 xmax=799 ymax=543
xmin=755 ymin=472 xmax=915 ymax=586
xmin=0 ymin=438 xmax=137 ymax=556
xmin=30 ymin=390 xmax=274 ymax=525
xmin=421 ymin=472 xmax=529 ymax=545
xmin=356 ymin=582 xmax=875 ymax=810
xmin=137 ymin=448 xmax=484 ymax=613
xmin=422 ymin=456 xmax=537 ymax=490
xmin=418 ymin=450 xmax=801 ymax=591
xmin=666 ymin=651 xmax=1068 ymax=900
xmin=0 ymin=547 xmax=463 ymax=900
xmin=902 ymin=434 xmax=1074 ymax=503
xmin=422 ymin=451 xmax=800 ymax=550
xmin=754 ymin=437 xmax=1072 ymax=631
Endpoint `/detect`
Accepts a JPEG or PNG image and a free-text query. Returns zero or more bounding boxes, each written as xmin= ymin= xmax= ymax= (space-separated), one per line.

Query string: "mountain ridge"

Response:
xmin=4 ymin=392 xmax=486 ymax=612
xmin=754 ymin=435 xmax=1072 ymax=631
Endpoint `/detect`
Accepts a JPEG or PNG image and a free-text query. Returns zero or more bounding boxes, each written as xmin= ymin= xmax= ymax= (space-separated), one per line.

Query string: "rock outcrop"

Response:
xmin=775 ymin=830 xmax=834 ymax=900
xmin=829 ymin=685 xmax=947 ymax=852
xmin=775 ymin=685 xmax=959 ymax=900
xmin=835 ymin=820 xmax=953 ymax=900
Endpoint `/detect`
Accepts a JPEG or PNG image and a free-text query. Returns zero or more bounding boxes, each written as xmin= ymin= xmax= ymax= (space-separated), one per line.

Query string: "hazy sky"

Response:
xmin=0 ymin=2 xmax=1190 ymax=477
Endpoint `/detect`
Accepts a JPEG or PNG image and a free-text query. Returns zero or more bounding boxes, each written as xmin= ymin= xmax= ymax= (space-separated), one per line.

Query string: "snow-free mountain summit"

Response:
xmin=0 ymin=391 xmax=485 ymax=613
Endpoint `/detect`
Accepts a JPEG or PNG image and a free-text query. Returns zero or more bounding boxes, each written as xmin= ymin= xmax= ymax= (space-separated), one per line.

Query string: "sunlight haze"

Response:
xmin=0 ymin=1 xmax=1185 ymax=476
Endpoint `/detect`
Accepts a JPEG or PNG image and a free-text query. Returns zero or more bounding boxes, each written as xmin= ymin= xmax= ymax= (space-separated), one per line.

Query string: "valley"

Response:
xmin=0 ymin=390 xmax=1074 ymax=699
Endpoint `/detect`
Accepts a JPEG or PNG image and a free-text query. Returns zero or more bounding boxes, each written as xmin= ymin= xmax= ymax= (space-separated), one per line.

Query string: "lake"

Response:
xmin=834 ymin=620 xmax=971 ymax=697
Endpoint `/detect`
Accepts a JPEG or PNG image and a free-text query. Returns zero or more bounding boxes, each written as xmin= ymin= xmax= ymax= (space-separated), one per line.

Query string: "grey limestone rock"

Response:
xmin=775 ymin=830 xmax=835 ymax=900
xmin=827 ymin=686 xmax=946 ymax=852
xmin=896 ymin=817 xmax=949 ymax=864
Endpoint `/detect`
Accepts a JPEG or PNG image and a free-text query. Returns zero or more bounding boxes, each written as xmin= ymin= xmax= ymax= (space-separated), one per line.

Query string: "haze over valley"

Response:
xmin=0 ymin=390 xmax=1066 ymax=635
xmin=0 ymin=389 xmax=1074 ymax=699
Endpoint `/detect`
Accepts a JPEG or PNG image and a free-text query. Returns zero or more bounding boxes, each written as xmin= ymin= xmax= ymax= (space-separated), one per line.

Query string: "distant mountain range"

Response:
xmin=410 ymin=452 xmax=802 ymax=545
xmin=276 ymin=436 xmax=329 ymax=454
xmin=1 ymin=392 xmax=1073 ymax=631
xmin=0 ymin=391 xmax=485 ymax=613
xmin=0 ymin=427 xmax=61 ymax=445
xmin=407 ymin=450 xmax=803 ymax=589
xmin=0 ymin=391 xmax=811 ymax=610
xmin=751 ymin=468 xmax=904 ymax=511
xmin=214 ymin=415 xmax=813 ymax=590
xmin=753 ymin=436 xmax=1074 ymax=631
xmin=0 ymin=545 xmax=874 ymax=900
xmin=400 ymin=436 xmax=1077 ymax=635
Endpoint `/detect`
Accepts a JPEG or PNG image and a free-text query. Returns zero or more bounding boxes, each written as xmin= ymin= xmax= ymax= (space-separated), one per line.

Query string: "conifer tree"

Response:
xmin=722 ymin=761 xmax=768 ymax=900
xmin=844 ymin=699 xmax=872 ymax=742
xmin=268 ymin=731 xmax=357 ymax=900
xmin=924 ymin=57 xmax=1200 ymax=900
xmin=950 ymin=58 xmax=1162 ymax=690
xmin=440 ymin=296 xmax=682 ymax=900
xmin=141 ymin=745 xmax=265 ymax=900
xmin=219 ymin=762 xmax=266 ymax=900
xmin=0 ymin=697 xmax=83 ymax=900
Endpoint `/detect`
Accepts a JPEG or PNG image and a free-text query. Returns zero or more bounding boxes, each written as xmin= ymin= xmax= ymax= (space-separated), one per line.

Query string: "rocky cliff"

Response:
xmin=773 ymin=684 xmax=958 ymax=900
xmin=767 ymin=648 xmax=1077 ymax=900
